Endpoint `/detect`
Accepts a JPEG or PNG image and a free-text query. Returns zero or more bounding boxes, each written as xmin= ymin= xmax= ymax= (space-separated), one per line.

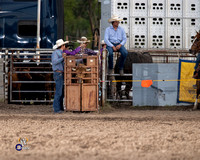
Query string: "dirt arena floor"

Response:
xmin=0 ymin=102 xmax=200 ymax=160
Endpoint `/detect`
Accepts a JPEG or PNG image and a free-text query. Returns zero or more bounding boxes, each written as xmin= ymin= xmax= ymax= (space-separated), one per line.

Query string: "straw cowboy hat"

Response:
xmin=108 ymin=15 xmax=123 ymax=23
xmin=101 ymin=40 xmax=106 ymax=45
xmin=53 ymin=39 xmax=69 ymax=49
xmin=77 ymin=36 xmax=91 ymax=44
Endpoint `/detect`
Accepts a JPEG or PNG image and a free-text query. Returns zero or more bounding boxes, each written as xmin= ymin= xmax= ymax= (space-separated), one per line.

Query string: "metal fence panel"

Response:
xmin=1 ymin=49 xmax=54 ymax=104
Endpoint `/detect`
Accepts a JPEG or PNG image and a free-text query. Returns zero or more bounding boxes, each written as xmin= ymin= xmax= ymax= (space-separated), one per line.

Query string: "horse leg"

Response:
xmin=194 ymin=81 xmax=200 ymax=110
xmin=194 ymin=90 xmax=199 ymax=110
xmin=116 ymin=82 xmax=122 ymax=99
xmin=125 ymin=82 xmax=132 ymax=99
xmin=194 ymin=95 xmax=198 ymax=110
xmin=194 ymin=99 xmax=198 ymax=109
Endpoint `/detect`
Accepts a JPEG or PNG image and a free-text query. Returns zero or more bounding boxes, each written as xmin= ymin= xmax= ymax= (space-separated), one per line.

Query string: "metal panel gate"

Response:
xmin=3 ymin=49 xmax=54 ymax=104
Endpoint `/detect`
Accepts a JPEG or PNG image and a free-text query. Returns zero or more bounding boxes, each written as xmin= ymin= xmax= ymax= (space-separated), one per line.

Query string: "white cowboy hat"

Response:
xmin=77 ymin=36 xmax=91 ymax=43
xmin=53 ymin=39 xmax=69 ymax=49
xmin=108 ymin=15 xmax=123 ymax=23
xmin=101 ymin=40 xmax=106 ymax=45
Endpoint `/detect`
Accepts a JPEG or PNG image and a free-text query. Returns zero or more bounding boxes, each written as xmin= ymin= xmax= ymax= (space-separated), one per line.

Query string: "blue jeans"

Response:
xmin=53 ymin=72 xmax=64 ymax=113
xmin=106 ymin=44 xmax=128 ymax=70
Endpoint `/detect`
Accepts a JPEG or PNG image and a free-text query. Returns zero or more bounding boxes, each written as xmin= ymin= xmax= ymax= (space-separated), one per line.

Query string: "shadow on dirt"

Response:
xmin=106 ymin=102 xmax=197 ymax=111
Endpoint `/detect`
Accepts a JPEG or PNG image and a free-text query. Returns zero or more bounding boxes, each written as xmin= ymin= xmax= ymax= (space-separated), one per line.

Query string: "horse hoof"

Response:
xmin=193 ymin=106 xmax=197 ymax=110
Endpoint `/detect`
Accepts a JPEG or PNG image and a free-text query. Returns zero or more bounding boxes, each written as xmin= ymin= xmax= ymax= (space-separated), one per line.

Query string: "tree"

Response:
xmin=64 ymin=0 xmax=100 ymax=48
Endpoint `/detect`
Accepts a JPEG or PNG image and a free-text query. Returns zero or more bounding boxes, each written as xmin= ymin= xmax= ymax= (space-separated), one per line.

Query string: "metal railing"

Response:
xmin=101 ymin=49 xmax=196 ymax=105
xmin=2 ymin=48 xmax=54 ymax=103
xmin=0 ymin=48 xmax=196 ymax=105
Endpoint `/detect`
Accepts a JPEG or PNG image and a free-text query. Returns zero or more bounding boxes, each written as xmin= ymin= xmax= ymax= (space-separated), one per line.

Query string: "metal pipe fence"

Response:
xmin=1 ymin=48 xmax=54 ymax=103
xmin=0 ymin=48 xmax=196 ymax=104
xmin=102 ymin=50 xmax=196 ymax=104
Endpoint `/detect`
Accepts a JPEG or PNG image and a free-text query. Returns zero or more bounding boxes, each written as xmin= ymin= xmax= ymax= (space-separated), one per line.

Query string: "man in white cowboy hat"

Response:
xmin=77 ymin=36 xmax=96 ymax=55
xmin=51 ymin=39 xmax=68 ymax=113
xmin=104 ymin=15 xmax=128 ymax=75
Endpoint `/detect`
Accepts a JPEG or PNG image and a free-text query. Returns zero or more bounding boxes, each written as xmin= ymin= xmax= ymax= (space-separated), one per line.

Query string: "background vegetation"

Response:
xmin=64 ymin=0 xmax=100 ymax=48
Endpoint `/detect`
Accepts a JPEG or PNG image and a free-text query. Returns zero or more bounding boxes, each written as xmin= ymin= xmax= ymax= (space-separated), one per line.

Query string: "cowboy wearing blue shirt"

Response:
xmin=52 ymin=39 xmax=86 ymax=113
xmin=51 ymin=39 xmax=68 ymax=113
xmin=104 ymin=15 xmax=128 ymax=75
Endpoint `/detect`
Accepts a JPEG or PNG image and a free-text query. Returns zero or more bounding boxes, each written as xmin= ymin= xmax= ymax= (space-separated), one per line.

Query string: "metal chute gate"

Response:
xmin=3 ymin=48 xmax=54 ymax=104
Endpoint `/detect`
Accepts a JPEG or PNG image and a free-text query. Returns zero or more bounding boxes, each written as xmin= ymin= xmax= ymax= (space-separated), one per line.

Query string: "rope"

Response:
xmin=101 ymin=78 xmax=197 ymax=83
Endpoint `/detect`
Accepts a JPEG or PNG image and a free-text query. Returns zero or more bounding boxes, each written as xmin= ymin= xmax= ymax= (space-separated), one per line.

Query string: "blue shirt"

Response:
xmin=104 ymin=25 xmax=127 ymax=47
xmin=51 ymin=49 xmax=64 ymax=72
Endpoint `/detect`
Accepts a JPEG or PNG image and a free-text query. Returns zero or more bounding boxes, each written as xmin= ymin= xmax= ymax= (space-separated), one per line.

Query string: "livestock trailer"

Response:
xmin=100 ymin=0 xmax=200 ymax=51
xmin=0 ymin=0 xmax=64 ymax=48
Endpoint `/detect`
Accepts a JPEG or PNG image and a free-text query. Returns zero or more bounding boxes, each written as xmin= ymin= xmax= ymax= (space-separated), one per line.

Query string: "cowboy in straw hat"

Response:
xmin=108 ymin=15 xmax=123 ymax=23
xmin=77 ymin=36 xmax=96 ymax=55
xmin=104 ymin=15 xmax=128 ymax=75
xmin=63 ymin=40 xmax=86 ymax=56
xmin=77 ymin=36 xmax=91 ymax=44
